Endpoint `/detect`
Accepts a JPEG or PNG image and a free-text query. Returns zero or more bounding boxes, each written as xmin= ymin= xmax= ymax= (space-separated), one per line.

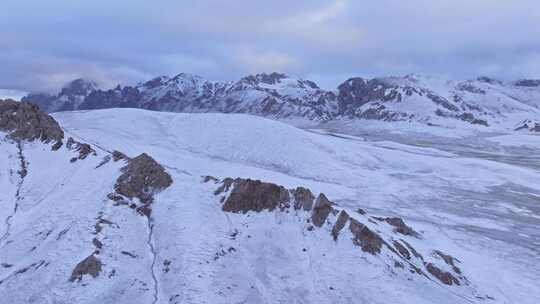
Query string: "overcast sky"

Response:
xmin=1 ymin=0 xmax=539 ymax=93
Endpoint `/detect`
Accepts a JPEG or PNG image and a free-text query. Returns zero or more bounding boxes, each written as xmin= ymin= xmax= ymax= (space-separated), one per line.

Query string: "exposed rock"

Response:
xmin=514 ymin=119 xmax=540 ymax=132
xmin=213 ymin=177 xmax=470 ymax=287
xmin=435 ymin=109 xmax=489 ymax=127
xmin=311 ymin=194 xmax=334 ymax=227
xmin=66 ymin=137 xmax=96 ymax=162
xmin=292 ymin=187 xmax=315 ymax=211
xmin=425 ymin=263 xmax=460 ymax=286
xmin=121 ymin=251 xmax=137 ymax=258
xmin=331 ymin=210 xmax=350 ymax=241
xmin=92 ymin=238 xmax=103 ymax=249
xmin=69 ymin=255 xmax=102 ymax=282
xmin=115 ymin=153 xmax=173 ymax=205
xmin=203 ymin=175 xmax=219 ymax=183
xmin=349 ymin=219 xmax=384 ymax=255
xmin=393 ymin=240 xmax=411 ymax=260
xmin=514 ymin=79 xmax=540 ymax=87
xmin=22 ymin=79 xmax=97 ymax=112
xmin=0 ymin=100 xmax=64 ymax=145
xmin=382 ymin=217 xmax=420 ymax=237
xmin=434 ymin=250 xmax=462 ymax=274
xmin=222 ymin=179 xmax=290 ymax=213
xmin=112 ymin=150 xmax=129 ymax=161
xmin=214 ymin=177 xmax=235 ymax=195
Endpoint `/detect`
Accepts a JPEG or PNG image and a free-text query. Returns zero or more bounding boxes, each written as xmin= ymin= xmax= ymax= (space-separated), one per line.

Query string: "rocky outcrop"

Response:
xmin=425 ymin=263 xmax=460 ymax=286
xmin=331 ymin=210 xmax=350 ymax=241
xmin=514 ymin=119 xmax=540 ymax=132
xmin=514 ymin=79 xmax=540 ymax=87
xmin=291 ymin=187 xmax=315 ymax=211
xmin=433 ymin=250 xmax=462 ymax=275
xmin=114 ymin=153 xmax=172 ymax=206
xmin=66 ymin=137 xmax=96 ymax=162
xmin=349 ymin=219 xmax=384 ymax=254
xmin=378 ymin=217 xmax=420 ymax=237
xmin=311 ymin=194 xmax=334 ymax=227
xmin=0 ymin=100 xmax=64 ymax=145
xmin=69 ymin=254 xmax=102 ymax=282
xmin=213 ymin=177 xmax=469 ymax=287
xmin=221 ymin=179 xmax=290 ymax=213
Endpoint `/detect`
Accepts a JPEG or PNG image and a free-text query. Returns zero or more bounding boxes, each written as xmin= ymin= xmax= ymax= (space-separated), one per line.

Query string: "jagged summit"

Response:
xmin=60 ymin=78 xmax=98 ymax=96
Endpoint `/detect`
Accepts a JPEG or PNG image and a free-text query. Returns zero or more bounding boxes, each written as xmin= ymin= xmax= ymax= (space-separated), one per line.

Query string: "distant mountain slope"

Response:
xmin=22 ymin=73 xmax=540 ymax=130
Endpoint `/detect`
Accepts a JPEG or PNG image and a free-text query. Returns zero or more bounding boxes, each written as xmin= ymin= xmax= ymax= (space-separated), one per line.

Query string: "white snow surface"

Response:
xmin=0 ymin=108 xmax=539 ymax=303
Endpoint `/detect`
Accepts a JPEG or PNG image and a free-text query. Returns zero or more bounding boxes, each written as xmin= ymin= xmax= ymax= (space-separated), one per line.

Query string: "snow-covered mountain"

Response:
xmin=1 ymin=100 xmax=539 ymax=303
xmin=21 ymin=73 xmax=540 ymax=131
xmin=23 ymin=79 xmax=98 ymax=113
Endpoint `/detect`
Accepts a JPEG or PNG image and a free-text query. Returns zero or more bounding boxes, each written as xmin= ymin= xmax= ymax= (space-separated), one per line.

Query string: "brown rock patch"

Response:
xmin=292 ymin=187 xmax=315 ymax=211
xmin=222 ymin=179 xmax=290 ymax=213
xmin=331 ymin=210 xmax=350 ymax=241
xmin=0 ymin=100 xmax=64 ymax=145
xmin=349 ymin=219 xmax=384 ymax=255
xmin=69 ymin=255 xmax=102 ymax=282
xmin=425 ymin=263 xmax=460 ymax=286
xmin=115 ymin=153 xmax=173 ymax=205
xmin=311 ymin=193 xmax=334 ymax=227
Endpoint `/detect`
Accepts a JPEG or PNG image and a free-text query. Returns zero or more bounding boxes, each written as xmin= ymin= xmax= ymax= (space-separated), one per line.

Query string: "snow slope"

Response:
xmin=1 ymin=107 xmax=539 ymax=303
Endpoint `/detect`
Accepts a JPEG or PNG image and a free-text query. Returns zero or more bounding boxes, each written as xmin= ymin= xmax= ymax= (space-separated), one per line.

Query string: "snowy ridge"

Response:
xmin=1 ymin=105 xmax=539 ymax=303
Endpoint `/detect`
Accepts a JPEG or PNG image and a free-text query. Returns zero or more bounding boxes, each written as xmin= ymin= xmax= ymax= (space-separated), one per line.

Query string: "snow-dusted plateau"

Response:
xmin=1 ymin=72 xmax=540 ymax=303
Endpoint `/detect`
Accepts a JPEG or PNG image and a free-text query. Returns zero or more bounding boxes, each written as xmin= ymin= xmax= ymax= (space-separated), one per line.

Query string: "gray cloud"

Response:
xmin=1 ymin=0 xmax=539 ymax=93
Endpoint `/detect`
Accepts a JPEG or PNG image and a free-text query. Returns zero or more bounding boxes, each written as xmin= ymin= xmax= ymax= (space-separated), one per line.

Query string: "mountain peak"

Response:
xmin=241 ymin=72 xmax=289 ymax=85
xmin=476 ymin=76 xmax=503 ymax=85
xmin=61 ymin=78 xmax=98 ymax=96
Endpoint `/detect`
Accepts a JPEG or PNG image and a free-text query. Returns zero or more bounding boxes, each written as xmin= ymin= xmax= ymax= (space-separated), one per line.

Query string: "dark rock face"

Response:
xmin=393 ymin=241 xmax=411 ymax=260
xmin=222 ymin=179 xmax=290 ymax=213
xmin=82 ymin=86 xmax=142 ymax=110
xmin=0 ymin=100 xmax=64 ymax=144
xmin=112 ymin=150 xmax=129 ymax=162
xmin=115 ymin=153 xmax=173 ymax=205
xmin=241 ymin=72 xmax=289 ymax=86
xmin=425 ymin=263 xmax=460 ymax=286
xmin=349 ymin=219 xmax=384 ymax=255
xmin=434 ymin=250 xmax=462 ymax=274
xmin=435 ymin=109 xmax=489 ymax=127
xmin=311 ymin=194 xmax=334 ymax=227
xmin=337 ymin=78 xmax=396 ymax=115
xmin=66 ymin=137 xmax=96 ymax=162
xmin=292 ymin=187 xmax=315 ymax=211
xmin=382 ymin=217 xmax=420 ymax=237
xmin=514 ymin=119 xmax=540 ymax=132
xmin=476 ymin=77 xmax=503 ymax=85
xmin=69 ymin=255 xmax=102 ymax=282
xmin=22 ymin=79 xmax=97 ymax=112
xmin=514 ymin=79 xmax=540 ymax=87
xmin=331 ymin=210 xmax=350 ymax=241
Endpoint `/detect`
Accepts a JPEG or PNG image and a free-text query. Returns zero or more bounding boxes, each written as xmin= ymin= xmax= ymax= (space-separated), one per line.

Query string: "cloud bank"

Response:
xmin=1 ymin=0 xmax=539 ymax=92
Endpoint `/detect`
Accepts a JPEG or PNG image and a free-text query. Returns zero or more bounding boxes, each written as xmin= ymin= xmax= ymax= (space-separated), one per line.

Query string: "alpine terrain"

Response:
xmin=1 ymin=98 xmax=539 ymax=303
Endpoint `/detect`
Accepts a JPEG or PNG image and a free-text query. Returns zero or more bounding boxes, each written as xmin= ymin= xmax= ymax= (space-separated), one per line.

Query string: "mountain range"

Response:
xmin=22 ymin=73 xmax=540 ymax=131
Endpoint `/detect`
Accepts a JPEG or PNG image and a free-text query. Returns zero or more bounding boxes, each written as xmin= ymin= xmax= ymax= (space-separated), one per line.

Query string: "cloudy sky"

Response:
xmin=1 ymin=0 xmax=539 ymax=93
